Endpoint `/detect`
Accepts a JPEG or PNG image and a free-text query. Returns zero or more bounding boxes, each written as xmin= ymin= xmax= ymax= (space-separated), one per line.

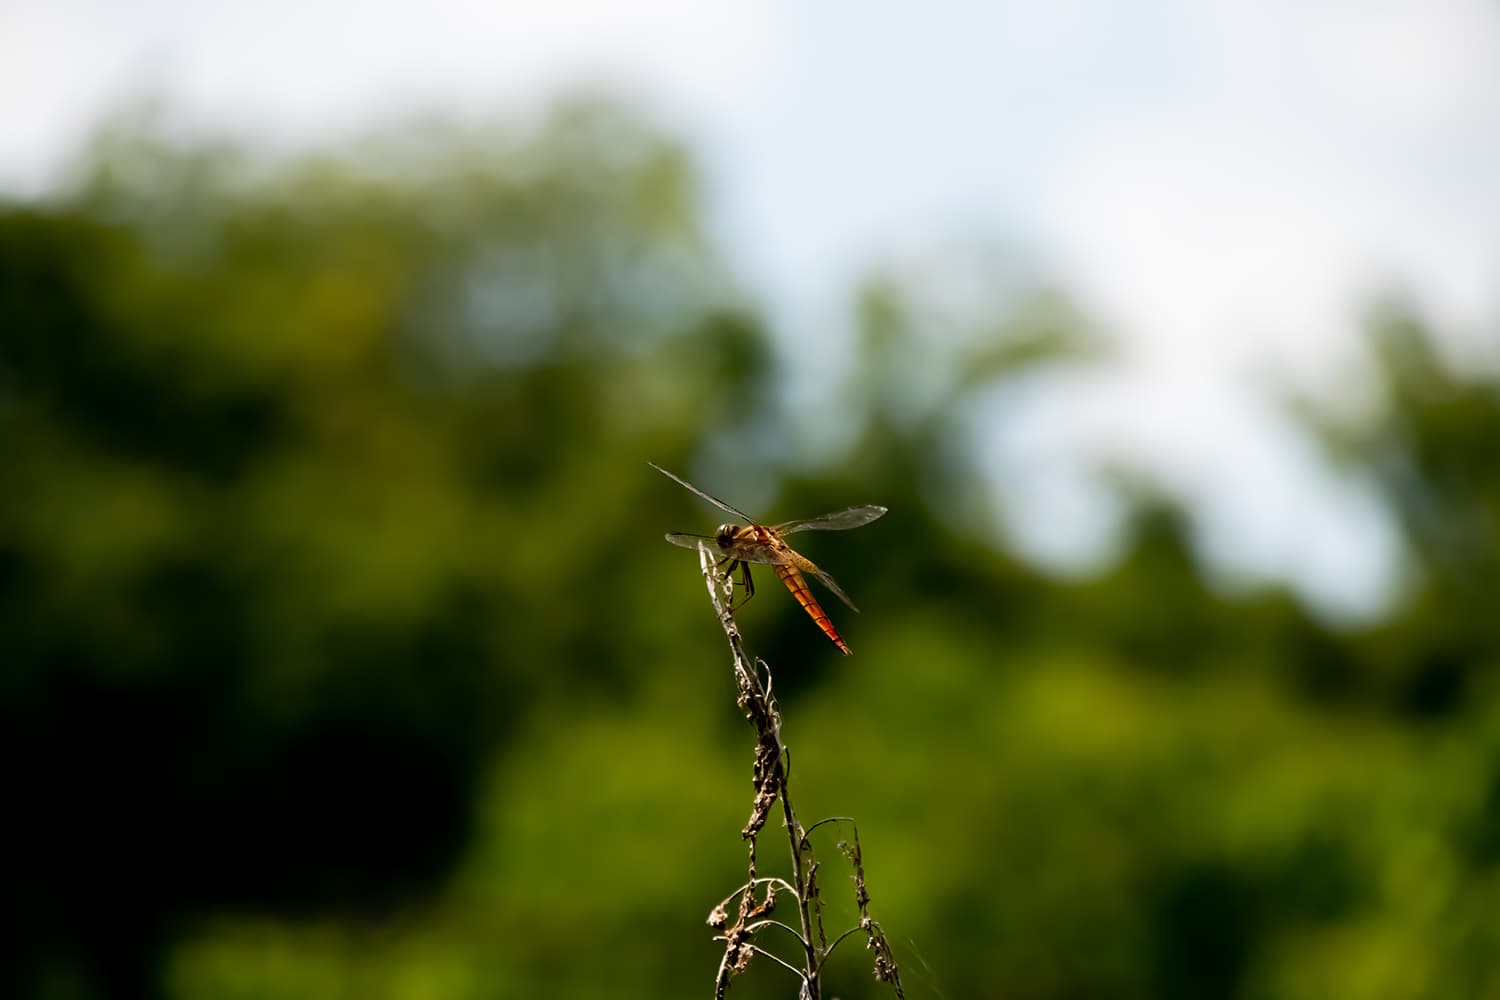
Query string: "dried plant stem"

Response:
xmin=695 ymin=546 xmax=905 ymax=1000
xmin=779 ymin=770 xmax=819 ymax=996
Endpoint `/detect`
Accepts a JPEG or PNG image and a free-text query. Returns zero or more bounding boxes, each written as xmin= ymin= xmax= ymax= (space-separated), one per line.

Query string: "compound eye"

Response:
xmin=716 ymin=524 xmax=736 ymax=547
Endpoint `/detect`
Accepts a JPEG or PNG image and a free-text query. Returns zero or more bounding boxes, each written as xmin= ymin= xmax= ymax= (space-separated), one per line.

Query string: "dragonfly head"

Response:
xmin=715 ymin=524 xmax=739 ymax=549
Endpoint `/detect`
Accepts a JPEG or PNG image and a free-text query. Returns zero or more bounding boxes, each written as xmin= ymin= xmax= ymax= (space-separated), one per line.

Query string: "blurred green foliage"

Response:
xmin=3 ymin=101 xmax=1499 ymax=999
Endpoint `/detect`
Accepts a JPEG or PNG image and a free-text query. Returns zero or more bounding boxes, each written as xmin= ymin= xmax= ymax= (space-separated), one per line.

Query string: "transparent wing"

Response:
xmin=664 ymin=532 xmax=716 ymax=551
xmin=812 ymin=567 xmax=860 ymax=613
xmin=649 ymin=461 xmax=754 ymax=522
xmin=772 ymin=505 xmax=888 ymax=535
xmin=739 ymin=542 xmax=860 ymax=609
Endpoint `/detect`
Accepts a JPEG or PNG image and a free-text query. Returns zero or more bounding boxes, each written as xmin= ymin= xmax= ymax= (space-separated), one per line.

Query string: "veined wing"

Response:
xmin=731 ymin=538 xmax=862 ymax=613
xmin=772 ymin=505 xmax=888 ymax=535
xmin=812 ymin=567 xmax=860 ymax=613
xmin=664 ymin=532 xmax=716 ymax=551
xmin=648 ymin=461 xmax=755 ymax=522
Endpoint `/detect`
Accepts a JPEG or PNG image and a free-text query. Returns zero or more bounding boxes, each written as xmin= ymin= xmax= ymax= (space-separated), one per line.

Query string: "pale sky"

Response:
xmin=5 ymin=0 xmax=1500 ymax=620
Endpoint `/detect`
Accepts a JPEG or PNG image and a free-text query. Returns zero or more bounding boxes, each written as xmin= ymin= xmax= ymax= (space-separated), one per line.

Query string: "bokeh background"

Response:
xmin=5 ymin=3 xmax=1500 ymax=998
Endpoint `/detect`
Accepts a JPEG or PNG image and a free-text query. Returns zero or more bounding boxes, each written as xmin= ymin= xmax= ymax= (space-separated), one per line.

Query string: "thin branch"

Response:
xmin=779 ymin=762 xmax=820 ymax=992
xmin=823 ymin=925 xmax=863 ymax=961
xmin=745 ymin=918 xmax=811 ymax=944
xmin=710 ymin=876 xmax=798 ymax=913
xmin=804 ymin=816 xmax=858 ymax=838
xmin=711 ymin=938 xmax=812 ymax=984
xmin=838 ymin=829 xmax=908 ymax=999
xmin=802 ymin=815 xmax=858 ymax=847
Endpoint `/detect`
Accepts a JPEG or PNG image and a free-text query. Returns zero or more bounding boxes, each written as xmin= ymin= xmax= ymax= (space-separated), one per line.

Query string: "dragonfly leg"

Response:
xmin=713 ymin=558 xmax=756 ymax=612
xmin=736 ymin=562 xmax=756 ymax=611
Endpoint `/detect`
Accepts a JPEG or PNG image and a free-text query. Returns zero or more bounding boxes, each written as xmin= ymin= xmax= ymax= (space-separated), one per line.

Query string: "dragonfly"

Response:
xmin=650 ymin=461 xmax=887 ymax=655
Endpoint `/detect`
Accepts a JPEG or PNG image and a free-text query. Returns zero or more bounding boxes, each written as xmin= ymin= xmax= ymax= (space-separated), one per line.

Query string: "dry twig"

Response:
xmin=693 ymin=545 xmax=905 ymax=1000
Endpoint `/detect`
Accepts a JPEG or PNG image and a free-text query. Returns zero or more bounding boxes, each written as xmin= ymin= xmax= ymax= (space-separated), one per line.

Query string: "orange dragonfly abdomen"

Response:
xmin=774 ymin=564 xmax=852 ymax=656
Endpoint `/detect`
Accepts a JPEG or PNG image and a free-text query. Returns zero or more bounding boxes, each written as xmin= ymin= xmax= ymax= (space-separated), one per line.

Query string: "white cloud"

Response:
xmin=0 ymin=0 xmax=780 ymax=189
xmin=1046 ymin=123 xmax=1379 ymax=380
xmin=1313 ymin=0 xmax=1500 ymax=125
xmin=1002 ymin=0 xmax=1500 ymax=613
xmin=0 ymin=4 xmax=142 ymax=192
